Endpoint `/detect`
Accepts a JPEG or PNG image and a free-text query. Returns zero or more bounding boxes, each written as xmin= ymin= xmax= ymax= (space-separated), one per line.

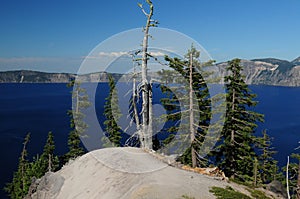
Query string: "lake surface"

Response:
xmin=0 ymin=83 xmax=299 ymax=198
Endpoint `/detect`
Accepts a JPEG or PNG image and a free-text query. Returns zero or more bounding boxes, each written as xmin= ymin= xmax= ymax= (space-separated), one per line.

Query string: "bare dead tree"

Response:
xmin=125 ymin=52 xmax=143 ymax=147
xmin=138 ymin=0 xmax=158 ymax=149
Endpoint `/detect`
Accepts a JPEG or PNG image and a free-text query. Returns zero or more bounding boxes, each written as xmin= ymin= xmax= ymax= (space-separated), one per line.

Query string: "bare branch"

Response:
xmin=138 ymin=3 xmax=149 ymax=16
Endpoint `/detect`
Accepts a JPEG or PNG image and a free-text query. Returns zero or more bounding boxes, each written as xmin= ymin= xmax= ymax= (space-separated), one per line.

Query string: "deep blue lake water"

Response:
xmin=0 ymin=83 xmax=299 ymax=198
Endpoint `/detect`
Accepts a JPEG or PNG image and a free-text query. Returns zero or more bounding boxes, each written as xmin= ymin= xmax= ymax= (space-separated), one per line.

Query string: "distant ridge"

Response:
xmin=292 ymin=56 xmax=300 ymax=65
xmin=0 ymin=70 xmax=75 ymax=83
xmin=1 ymin=56 xmax=300 ymax=86
xmin=0 ymin=70 xmax=121 ymax=83
xmin=251 ymin=58 xmax=295 ymax=72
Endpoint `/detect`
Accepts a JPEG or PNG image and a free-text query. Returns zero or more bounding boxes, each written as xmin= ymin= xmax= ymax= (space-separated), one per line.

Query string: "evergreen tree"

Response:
xmin=40 ymin=132 xmax=59 ymax=172
xmin=64 ymin=80 xmax=89 ymax=162
xmin=5 ymin=133 xmax=60 ymax=198
xmin=258 ymin=129 xmax=279 ymax=184
xmin=215 ymin=58 xmax=264 ymax=181
xmin=103 ymin=75 xmax=122 ymax=147
xmin=4 ymin=133 xmax=31 ymax=199
xmin=160 ymin=46 xmax=214 ymax=167
xmin=65 ymin=125 xmax=85 ymax=160
xmin=27 ymin=154 xmax=45 ymax=179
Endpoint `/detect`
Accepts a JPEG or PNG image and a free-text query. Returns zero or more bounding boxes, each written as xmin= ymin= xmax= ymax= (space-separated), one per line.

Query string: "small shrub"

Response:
xmin=209 ymin=186 xmax=251 ymax=199
xmin=229 ymin=178 xmax=256 ymax=188
xmin=181 ymin=194 xmax=195 ymax=199
xmin=247 ymin=189 xmax=271 ymax=199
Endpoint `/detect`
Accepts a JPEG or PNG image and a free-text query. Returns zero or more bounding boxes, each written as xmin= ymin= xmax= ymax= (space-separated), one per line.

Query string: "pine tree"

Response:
xmin=160 ymin=46 xmax=214 ymax=167
xmin=64 ymin=80 xmax=89 ymax=162
xmin=65 ymin=125 xmax=85 ymax=160
xmin=216 ymin=58 xmax=264 ymax=181
xmin=5 ymin=133 xmax=61 ymax=198
xmin=258 ymin=129 xmax=279 ymax=184
xmin=40 ymin=132 xmax=59 ymax=172
xmin=27 ymin=154 xmax=45 ymax=179
xmin=4 ymin=133 xmax=31 ymax=199
xmin=103 ymin=75 xmax=122 ymax=147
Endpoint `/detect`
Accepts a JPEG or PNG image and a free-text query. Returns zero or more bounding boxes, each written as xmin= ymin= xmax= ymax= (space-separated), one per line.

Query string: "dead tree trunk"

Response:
xmin=132 ymin=63 xmax=143 ymax=147
xmin=148 ymin=84 xmax=153 ymax=149
xmin=140 ymin=1 xmax=154 ymax=150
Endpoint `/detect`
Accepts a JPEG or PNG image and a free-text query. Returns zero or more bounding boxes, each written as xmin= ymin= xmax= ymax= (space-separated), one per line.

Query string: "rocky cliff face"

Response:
xmin=216 ymin=58 xmax=300 ymax=87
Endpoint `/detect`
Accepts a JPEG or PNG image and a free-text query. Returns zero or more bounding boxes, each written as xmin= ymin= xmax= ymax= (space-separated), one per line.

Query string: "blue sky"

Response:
xmin=0 ymin=0 xmax=300 ymax=73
